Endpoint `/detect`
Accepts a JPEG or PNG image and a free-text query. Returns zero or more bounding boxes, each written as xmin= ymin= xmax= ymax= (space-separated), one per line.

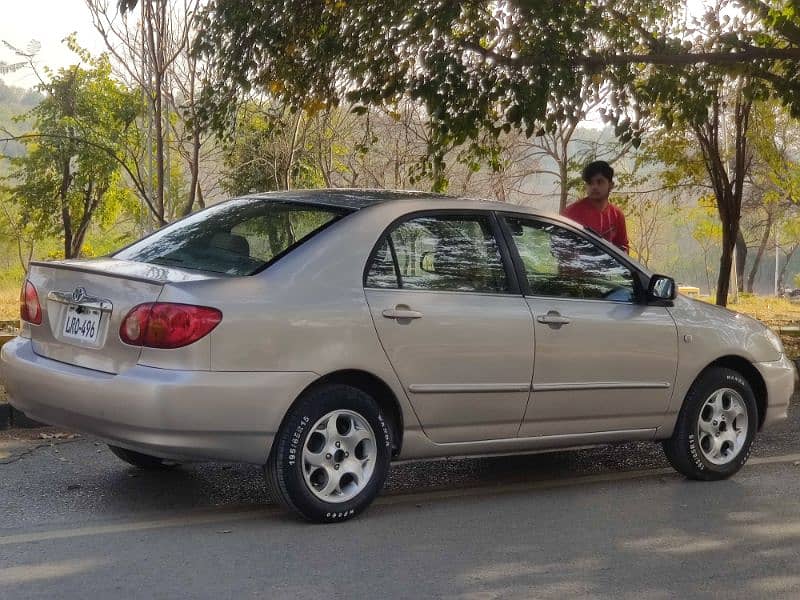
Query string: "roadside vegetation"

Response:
xmin=1 ymin=1 xmax=800 ymax=326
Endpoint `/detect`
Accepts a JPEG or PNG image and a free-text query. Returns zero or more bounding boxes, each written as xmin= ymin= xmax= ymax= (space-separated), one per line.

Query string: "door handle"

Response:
xmin=382 ymin=307 xmax=424 ymax=320
xmin=537 ymin=312 xmax=571 ymax=326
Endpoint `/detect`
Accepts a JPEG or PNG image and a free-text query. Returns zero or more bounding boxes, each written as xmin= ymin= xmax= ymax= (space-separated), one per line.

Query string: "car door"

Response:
xmin=499 ymin=215 xmax=678 ymax=438
xmin=364 ymin=212 xmax=535 ymax=443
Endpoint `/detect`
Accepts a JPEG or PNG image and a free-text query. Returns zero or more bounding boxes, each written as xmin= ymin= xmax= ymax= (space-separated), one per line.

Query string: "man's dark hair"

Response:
xmin=582 ymin=160 xmax=614 ymax=183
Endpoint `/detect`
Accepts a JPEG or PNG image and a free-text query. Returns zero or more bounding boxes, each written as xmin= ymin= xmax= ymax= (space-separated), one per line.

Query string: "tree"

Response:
xmin=87 ymin=0 xmax=207 ymax=224
xmin=779 ymin=216 xmax=800 ymax=290
xmin=221 ymin=102 xmax=324 ymax=195
xmin=4 ymin=43 xmax=139 ymax=259
xmin=616 ymin=192 xmax=678 ymax=269
xmin=0 ymin=40 xmax=40 ymax=76
xmin=192 ymin=1 xmax=800 ymax=173
xmin=690 ymin=197 xmax=724 ymax=295
xmin=744 ymin=101 xmax=800 ymax=292
xmin=190 ymin=0 xmax=800 ymax=304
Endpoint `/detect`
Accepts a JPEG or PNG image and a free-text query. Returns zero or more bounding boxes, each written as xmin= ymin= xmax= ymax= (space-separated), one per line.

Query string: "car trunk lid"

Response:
xmin=26 ymin=258 xmax=219 ymax=374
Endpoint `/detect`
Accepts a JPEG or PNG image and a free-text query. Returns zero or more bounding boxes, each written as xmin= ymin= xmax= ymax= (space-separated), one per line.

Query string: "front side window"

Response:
xmin=365 ymin=214 xmax=509 ymax=293
xmin=504 ymin=217 xmax=636 ymax=302
xmin=115 ymin=199 xmax=346 ymax=276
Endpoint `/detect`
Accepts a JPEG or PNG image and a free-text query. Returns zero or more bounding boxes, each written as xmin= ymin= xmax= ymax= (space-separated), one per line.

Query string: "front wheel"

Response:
xmin=265 ymin=384 xmax=392 ymax=523
xmin=662 ymin=367 xmax=758 ymax=481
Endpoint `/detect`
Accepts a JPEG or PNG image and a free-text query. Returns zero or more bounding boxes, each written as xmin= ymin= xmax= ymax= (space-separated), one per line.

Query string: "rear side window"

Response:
xmin=115 ymin=199 xmax=347 ymax=275
xmin=365 ymin=214 xmax=509 ymax=293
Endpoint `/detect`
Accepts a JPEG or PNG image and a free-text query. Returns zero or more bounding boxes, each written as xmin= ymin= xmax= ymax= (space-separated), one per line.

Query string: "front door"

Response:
xmin=364 ymin=212 xmax=534 ymax=443
xmin=499 ymin=215 xmax=678 ymax=437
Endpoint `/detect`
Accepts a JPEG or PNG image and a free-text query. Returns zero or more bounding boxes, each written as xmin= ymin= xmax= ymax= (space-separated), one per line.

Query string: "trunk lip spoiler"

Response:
xmin=28 ymin=260 xmax=170 ymax=285
xmin=47 ymin=290 xmax=114 ymax=313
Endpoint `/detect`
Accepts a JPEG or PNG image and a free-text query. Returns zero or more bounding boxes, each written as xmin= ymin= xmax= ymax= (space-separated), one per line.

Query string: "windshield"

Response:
xmin=114 ymin=198 xmax=349 ymax=276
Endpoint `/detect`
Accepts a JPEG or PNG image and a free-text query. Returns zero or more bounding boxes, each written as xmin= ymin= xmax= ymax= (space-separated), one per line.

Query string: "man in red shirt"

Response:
xmin=561 ymin=160 xmax=629 ymax=253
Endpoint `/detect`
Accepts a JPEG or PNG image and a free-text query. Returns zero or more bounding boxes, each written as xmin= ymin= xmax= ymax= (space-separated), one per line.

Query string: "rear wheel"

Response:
xmin=662 ymin=367 xmax=757 ymax=481
xmin=108 ymin=445 xmax=179 ymax=470
xmin=265 ymin=384 xmax=392 ymax=523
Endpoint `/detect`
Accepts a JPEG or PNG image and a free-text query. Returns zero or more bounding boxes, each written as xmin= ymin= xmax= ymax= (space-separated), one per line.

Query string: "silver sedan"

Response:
xmin=2 ymin=190 xmax=795 ymax=522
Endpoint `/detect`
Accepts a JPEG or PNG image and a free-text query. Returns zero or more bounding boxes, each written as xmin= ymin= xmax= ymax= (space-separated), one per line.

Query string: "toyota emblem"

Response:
xmin=72 ymin=287 xmax=87 ymax=303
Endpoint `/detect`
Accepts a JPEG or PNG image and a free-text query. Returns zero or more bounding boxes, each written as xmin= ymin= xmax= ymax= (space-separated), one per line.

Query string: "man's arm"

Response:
xmin=616 ymin=209 xmax=630 ymax=254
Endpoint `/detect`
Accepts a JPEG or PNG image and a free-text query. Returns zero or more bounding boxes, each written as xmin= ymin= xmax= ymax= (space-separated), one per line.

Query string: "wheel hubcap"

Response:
xmin=696 ymin=388 xmax=748 ymax=466
xmin=301 ymin=410 xmax=377 ymax=503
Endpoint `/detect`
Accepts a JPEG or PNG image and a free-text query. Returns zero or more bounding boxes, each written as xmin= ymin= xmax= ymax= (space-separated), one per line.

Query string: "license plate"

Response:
xmin=62 ymin=305 xmax=102 ymax=344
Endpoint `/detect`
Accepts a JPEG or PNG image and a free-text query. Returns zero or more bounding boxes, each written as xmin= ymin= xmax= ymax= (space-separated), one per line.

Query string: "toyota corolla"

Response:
xmin=1 ymin=190 xmax=795 ymax=522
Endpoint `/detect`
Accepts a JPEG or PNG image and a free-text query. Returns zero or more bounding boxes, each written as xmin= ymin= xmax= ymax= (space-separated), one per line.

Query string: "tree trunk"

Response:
xmin=181 ymin=127 xmax=201 ymax=217
xmin=71 ymin=183 xmax=104 ymax=259
xmin=144 ymin=0 xmax=167 ymax=225
xmin=735 ymin=229 xmax=747 ymax=293
xmin=60 ymin=158 xmax=74 ymax=259
xmin=558 ymin=159 xmax=569 ymax=213
xmin=284 ymin=110 xmax=303 ymax=190
xmin=779 ymin=246 xmax=798 ymax=289
xmin=702 ymin=248 xmax=712 ymax=296
xmin=747 ymin=213 xmax=773 ymax=293
xmin=196 ymin=184 xmax=205 ymax=209
xmin=716 ymin=226 xmax=736 ymax=306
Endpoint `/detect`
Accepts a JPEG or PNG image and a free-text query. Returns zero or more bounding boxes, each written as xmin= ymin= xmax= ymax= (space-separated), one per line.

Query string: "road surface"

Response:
xmin=1 ymin=398 xmax=799 ymax=599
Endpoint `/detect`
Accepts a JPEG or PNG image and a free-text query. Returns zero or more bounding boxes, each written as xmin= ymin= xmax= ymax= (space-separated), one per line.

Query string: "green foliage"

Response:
xmin=194 ymin=1 xmax=678 ymax=186
xmin=691 ymin=196 xmax=723 ymax=246
xmin=195 ymin=0 xmax=800 ymax=187
xmin=222 ymin=103 xmax=324 ymax=194
xmin=4 ymin=40 xmax=139 ymax=258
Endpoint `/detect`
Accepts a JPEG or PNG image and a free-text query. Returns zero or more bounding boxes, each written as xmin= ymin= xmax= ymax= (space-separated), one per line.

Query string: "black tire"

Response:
xmin=662 ymin=367 xmax=758 ymax=481
xmin=265 ymin=384 xmax=392 ymax=523
xmin=108 ymin=445 xmax=178 ymax=470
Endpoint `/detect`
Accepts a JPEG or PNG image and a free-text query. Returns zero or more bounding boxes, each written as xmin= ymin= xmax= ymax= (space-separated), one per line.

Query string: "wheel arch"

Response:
xmin=699 ymin=355 xmax=768 ymax=429
xmin=288 ymin=369 xmax=405 ymax=456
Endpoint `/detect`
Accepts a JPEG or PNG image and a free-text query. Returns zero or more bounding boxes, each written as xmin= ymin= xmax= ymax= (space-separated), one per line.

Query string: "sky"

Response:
xmin=0 ymin=0 xmax=107 ymax=89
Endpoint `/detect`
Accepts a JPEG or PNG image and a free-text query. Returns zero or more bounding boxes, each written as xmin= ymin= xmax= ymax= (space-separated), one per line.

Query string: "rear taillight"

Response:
xmin=120 ymin=303 xmax=222 ymax=349
xmin=20 ymin=280 xmax=42 ymax=325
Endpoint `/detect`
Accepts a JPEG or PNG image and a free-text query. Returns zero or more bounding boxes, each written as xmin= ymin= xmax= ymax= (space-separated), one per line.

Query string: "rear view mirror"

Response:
xmin=648 ymin=274 xmax=676 ymax=301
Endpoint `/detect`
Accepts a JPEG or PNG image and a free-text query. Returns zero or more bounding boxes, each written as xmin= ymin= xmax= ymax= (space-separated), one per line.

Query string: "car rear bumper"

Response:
xmin=756 ymin=354 xmax=797 ymax=427
xmin=1 ymin=337 xmax=317 ymax=464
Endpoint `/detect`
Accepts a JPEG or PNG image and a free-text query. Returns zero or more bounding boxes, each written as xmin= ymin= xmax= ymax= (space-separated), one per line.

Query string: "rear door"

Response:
xmin=499 ymin=215 xmax=678 ymax=437
xmin=364 ymin=212 xmax=535 ymax=443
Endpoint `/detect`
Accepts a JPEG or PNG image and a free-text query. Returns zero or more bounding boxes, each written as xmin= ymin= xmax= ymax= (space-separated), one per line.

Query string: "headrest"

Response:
xmin=431 ymin=239 xmax=476 ymax=278
xmin=210 ymin=232 xmax=250 ymax=256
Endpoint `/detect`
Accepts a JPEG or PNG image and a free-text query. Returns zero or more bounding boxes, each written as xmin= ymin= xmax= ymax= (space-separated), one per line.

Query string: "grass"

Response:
xmin=0 ymin=284 xmax=18 ymax=323
xmin=700 ymin=294 xmax=800 ymax=358
xmin=721 ymin=295 xmax=800 ymax=326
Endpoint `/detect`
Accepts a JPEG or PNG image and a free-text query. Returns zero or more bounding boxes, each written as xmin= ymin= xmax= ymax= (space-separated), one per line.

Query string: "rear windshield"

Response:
xmin=114 ymin=198 xmax=348 ymax=275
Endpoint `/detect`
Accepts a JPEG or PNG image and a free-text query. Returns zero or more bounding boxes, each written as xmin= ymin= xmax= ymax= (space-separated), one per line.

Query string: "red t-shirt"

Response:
xmin=561 ymin=198 xmax=629 ymax=253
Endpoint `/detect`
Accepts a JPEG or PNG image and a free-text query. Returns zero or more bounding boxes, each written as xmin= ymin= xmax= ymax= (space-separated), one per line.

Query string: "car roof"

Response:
xmin=236 ymin=189 xmax=652 ymax=274
xmin=239 ymin=188 xmax=553 ymax=217
xmin=240 ymin=189 xmax=450 ymax=210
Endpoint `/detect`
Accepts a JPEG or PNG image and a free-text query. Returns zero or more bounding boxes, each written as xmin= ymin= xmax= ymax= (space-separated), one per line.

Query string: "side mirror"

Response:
xmin=648 ymin=274 xmax=676 ymax=301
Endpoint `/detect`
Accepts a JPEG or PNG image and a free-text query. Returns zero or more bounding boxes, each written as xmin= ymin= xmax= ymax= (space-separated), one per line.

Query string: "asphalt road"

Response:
xmin=1 ymin=398 xmax=799 ymax=600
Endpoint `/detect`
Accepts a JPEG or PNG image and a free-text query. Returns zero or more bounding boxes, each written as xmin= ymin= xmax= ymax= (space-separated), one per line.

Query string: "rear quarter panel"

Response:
xmin=155 ymin=207 xmax=427 ymax=443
